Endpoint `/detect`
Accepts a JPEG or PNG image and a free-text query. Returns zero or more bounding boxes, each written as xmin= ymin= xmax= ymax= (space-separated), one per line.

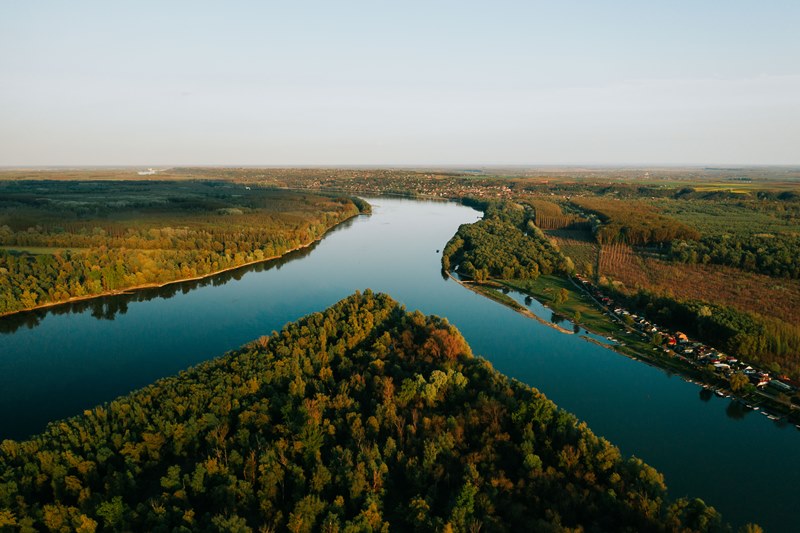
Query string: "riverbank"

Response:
xmin=2 ymin=195 xmax=795 ymax=531
xmin=0 ymin=211 xmax=365 ymax=320
xmin=457 ymin=270 xmax=800 ymax=426
xmin=466 ymin=274 xmax=711 ymax=374
xmin=447 ymin=273 xmax=575 ymax=335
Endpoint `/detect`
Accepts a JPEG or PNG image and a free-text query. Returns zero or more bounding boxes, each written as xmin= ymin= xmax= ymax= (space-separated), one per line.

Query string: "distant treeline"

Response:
xmin=668 ymin=235 xmax=800 ymax=279
xmin=443 ymin=201 xmax=573 ymax=280
xmin=512 ymin=182 xmax=800 ymax=203
xmin=0 ymin=291 xmax=728 ymax=531
xmin=570 ymin=198 xmax=700 ymax=246
xmin=0 ymin=184 xmax=365 ymax=314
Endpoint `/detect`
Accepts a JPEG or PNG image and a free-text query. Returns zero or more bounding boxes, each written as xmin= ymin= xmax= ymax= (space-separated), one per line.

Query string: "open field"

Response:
xmin=483 ymin=166 xmax=800 ymax=189
xmin=4 ymin=165 xmax=799 ymax=190
xmin=546 ymin=229 xmax=599 ymax=276
xmin=597 ymin=244 xmax=800 ymax=326
xmin=501 ymin=276 xmax=618 ymax=336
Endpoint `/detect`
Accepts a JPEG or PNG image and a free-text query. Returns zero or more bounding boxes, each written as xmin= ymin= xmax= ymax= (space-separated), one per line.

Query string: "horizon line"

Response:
xmin=2 ymin=163 xmax=800 ymax=171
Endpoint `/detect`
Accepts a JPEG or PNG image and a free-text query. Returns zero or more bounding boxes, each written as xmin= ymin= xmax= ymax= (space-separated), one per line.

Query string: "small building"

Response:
xmin=768 ymin=380 xmax=794 ymax=393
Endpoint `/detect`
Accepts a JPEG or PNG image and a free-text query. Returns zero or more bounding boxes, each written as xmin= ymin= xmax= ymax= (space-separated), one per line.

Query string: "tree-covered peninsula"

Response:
xmin=0 ymin=291 xmax=727 ymax=532
xmin=442 ymin=200 xmax=573 ymax=281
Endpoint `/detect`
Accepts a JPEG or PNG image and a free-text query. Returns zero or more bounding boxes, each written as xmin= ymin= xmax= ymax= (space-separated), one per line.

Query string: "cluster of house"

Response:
xmin=295 ymin=176 xmax=516 ymax=201
xmin=573 ymin=274 xmax=799 ymax=400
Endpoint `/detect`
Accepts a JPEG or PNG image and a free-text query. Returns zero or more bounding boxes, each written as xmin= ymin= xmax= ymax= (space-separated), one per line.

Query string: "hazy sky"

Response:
xmin=1 ymin=1 xmax=799 ymax=166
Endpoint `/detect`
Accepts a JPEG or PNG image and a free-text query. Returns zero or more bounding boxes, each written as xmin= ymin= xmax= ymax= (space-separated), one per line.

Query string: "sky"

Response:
xmin=1 ymin=1 xmax=799 ymax=166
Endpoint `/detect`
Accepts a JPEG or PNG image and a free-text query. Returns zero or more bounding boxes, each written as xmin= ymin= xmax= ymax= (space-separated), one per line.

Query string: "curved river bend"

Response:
xmin=1 ymin=198 xmax=796 ymax=531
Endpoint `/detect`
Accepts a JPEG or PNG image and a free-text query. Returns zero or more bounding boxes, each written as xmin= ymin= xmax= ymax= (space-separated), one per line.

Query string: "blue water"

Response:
xmin=498 ymin=284 xmax=618 ymax=344
xmin=0 ymin=198 xmax=796 ymax=531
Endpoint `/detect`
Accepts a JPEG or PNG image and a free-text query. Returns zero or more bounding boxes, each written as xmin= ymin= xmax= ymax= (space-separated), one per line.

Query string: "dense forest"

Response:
xmin=0 ymin=181 xmax=366 ymax=315
xmin=0 ymin=291 xmax=730 ymax=532
xmin=647 ymin=196 xmax=800 ymax=279
xmin=442 ymin=201 xmax=573 ymax=280
xmin=569 ymin=198 xmax=700 ymax=246
xmin=668 ymin=233 xmax=800 ymax=279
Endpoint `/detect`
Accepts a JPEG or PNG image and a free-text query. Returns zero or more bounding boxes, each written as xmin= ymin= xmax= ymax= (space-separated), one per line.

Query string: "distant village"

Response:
xmin=289 ymin=173 xmax=516 ymax=201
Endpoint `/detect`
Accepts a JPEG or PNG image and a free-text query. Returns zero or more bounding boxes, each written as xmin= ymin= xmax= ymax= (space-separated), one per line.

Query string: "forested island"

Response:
xmin=0 ymin=291 xmax=734 ymax=532
xmin=0 ymin=181 xmax=368 ymax=316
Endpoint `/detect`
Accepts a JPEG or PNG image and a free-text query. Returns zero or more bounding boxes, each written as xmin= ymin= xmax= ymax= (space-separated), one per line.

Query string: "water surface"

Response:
xmin=1 ymin=198 xmax=796 ymax=531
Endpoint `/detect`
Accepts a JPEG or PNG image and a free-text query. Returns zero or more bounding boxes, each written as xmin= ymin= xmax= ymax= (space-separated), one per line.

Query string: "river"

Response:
xmin=1 ymin=198 xmax=796 ymax=531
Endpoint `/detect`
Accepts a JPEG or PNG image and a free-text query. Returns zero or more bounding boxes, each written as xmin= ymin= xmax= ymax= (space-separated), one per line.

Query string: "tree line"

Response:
xmin=442 ymin=201 xmax=574 ymax=281
xmin=668 ymin=234 xmax=800 ymax=279
xmin=0 ymin=291 xmax=732 ymax=532
xmin=0 ymin=185 xmax=364 ymax=315
xmin=570 ymin=198 xmax=701 ymax=246
xmin=523 ymin=198 xmax=589 ymax=231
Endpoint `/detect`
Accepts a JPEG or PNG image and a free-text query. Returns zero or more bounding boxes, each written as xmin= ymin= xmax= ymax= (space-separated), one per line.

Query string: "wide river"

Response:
xmin=1 ymin=198 xmax=796 ymax=531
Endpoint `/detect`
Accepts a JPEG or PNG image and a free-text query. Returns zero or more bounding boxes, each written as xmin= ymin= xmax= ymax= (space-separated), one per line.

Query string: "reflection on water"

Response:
xmin=0 ymin=220 xmax=362 ymax=335
xmin=1 ymin=198 xmax=797 ymax=532
xmin=700 ymin=388 xmax=713 ymax=402
xmin=726 ymin=400 xmax=751 ymax=420
xmin=495 ymin=285 xmax=618 ymax=346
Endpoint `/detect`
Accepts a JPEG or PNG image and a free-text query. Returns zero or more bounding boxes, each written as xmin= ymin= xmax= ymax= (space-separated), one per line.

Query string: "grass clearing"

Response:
xmin=487 ymin=275 xmax=697 ymax=374
xmin=547 ymin=228 xmax=598 ymax=276
xmin=596 ymin=245 xmax=800 ymax=325
xmin=501 ymin=275 xmax=618 ymax=336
